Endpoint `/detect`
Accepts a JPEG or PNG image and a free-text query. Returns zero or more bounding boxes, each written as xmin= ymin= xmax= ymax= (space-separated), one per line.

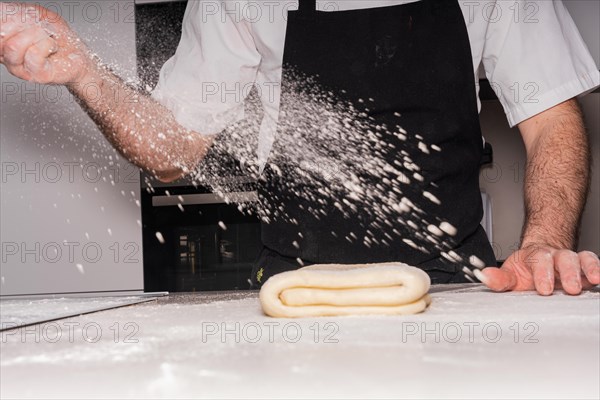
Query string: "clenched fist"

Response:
xmin=0 ymin=2 xmax=91 ymax=85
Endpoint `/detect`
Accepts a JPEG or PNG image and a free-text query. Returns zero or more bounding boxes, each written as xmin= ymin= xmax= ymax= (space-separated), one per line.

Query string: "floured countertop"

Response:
xmin=1 ymin=284 xmax=598 ymax=399
xmin=0 ymin=295 xmax=160 ymax=329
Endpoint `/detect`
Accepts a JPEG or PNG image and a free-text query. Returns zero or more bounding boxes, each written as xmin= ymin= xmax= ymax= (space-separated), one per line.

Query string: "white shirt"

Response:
xmin=152 ymin=0 xmax=600 ymax=165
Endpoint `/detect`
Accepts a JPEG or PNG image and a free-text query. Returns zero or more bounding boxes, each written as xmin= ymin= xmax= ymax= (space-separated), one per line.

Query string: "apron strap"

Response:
xmin=299 ymin=0 xmax=317 ymax=14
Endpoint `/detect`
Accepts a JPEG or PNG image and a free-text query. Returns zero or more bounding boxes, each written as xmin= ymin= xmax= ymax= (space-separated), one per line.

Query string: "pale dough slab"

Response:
xmin=259 ymin=262 xmax=432 ymax=318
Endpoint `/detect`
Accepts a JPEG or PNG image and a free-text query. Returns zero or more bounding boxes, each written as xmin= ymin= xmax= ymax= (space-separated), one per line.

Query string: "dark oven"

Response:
xmin=141 ymin=181 xmax=261 ymax=292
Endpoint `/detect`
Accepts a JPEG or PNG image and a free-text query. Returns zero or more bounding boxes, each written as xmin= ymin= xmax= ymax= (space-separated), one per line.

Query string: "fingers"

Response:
xmin=0 ymin=2 xmax=22 ymax=14
xmin=1 ymin=23 xmax=58 ymax=82
xmin=477 ymin=266 xmax=517 ymax=292
xmin=554 ymin=250 xmax=582 ymax=295
xmin=2 ymin=25 xmax=50 ymax=65
xmin=1 ymin=4 xmax=84 ymax=84
xmin=579 ymin=251 xmax=600 ymax=286
xmin=527 ymin=248 xmax=555 ymax=296
xmin=0 ymin=3 xmax=41 ymax=42
xmin=480 ymin=247 xmax=597 ymax=296
xmin=24 ymin=35 xmax=58 ymax=74
xmin=0 ymin=14 xmax=28 ymax=45
xmin=0 ymin=3 xmax=58 ymax=62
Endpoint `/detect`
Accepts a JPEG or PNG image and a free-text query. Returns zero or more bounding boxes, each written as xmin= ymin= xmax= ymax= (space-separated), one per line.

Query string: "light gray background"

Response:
xmin=0 ymin=0 xmax=143 ymax=296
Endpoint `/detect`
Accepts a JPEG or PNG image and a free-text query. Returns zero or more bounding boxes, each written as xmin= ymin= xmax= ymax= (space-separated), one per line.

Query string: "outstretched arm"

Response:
xmin=0 ymin=2 xmax=211 ymax=182
xmin=67 ymin=58 xmax=212 ymax=182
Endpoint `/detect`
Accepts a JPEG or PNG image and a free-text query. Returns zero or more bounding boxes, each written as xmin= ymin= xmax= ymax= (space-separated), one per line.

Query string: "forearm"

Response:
xmin=66 ymin=58 xmax=211 ymax=182
xmin=0 ymin=3 xmax=210 ymax=181
xmin=520 ymin=100 xmax=591 ymax=250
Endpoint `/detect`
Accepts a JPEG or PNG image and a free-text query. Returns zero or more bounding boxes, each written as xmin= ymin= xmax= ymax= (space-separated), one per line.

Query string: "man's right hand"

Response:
xmin=0 ymin=2 xmax=90 ymax=85
xmin=1 ymin=2 xmax=210 ymax=182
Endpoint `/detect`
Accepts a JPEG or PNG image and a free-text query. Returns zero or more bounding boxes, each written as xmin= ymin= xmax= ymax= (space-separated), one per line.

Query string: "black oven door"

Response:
xmin=142 ymin=189 xmax=261 ymax=292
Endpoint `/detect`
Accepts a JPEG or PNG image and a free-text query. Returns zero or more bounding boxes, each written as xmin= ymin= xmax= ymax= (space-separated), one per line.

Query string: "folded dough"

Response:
xmin=259 ymin=263 xmax=431 ymax=318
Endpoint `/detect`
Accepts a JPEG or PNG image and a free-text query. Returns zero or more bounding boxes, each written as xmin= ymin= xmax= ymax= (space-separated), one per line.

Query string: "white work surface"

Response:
xmin=1 ymin=285 xmax=598 ymax=399
xmin=0 ymin=296 xmax=159 ymax=329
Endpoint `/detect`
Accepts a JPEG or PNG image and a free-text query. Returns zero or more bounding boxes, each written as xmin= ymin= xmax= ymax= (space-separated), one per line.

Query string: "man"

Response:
xmin=1 ymin=0 xmax=599 ymax=295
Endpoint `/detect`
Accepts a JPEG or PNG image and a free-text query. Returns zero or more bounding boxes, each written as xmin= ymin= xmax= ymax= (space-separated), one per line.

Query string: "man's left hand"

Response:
xmin=477 ymin=246 xmax=600 ymax=295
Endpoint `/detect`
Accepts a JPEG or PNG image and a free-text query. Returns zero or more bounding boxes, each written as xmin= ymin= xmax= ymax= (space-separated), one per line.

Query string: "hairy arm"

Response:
xmin=518 ymin=99 xmax=591 ymax=250
xmin=67 ymin=61 xmax=212 ymax=182
xmin=0 ymin=2 xmax=211 ymax=182
xmin=479 ymin=98 xmax=599 ymax=296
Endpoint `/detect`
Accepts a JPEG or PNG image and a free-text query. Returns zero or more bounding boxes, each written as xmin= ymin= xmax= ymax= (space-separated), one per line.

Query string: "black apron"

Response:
xmin=252 ymin=0 xmax=496 ymax=287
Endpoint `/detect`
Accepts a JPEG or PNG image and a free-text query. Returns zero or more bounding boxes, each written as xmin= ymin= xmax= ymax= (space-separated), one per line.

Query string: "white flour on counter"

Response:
xmin=1 ymin=287 xmax=598 ymax=399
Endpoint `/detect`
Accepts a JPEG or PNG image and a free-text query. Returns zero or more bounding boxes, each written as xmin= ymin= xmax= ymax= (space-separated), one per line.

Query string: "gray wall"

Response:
xmin=479 ymin=0 xmax=599 ymax=258
xmin=0 ymin=1 xmax=143 ymax=296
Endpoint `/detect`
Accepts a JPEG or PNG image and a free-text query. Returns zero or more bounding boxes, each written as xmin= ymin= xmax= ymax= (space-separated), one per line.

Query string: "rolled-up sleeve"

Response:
xmin=481 ymin=0 xmax=599 ymax=127
xmin=151 ymin=0 xmax=262 ymax=135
